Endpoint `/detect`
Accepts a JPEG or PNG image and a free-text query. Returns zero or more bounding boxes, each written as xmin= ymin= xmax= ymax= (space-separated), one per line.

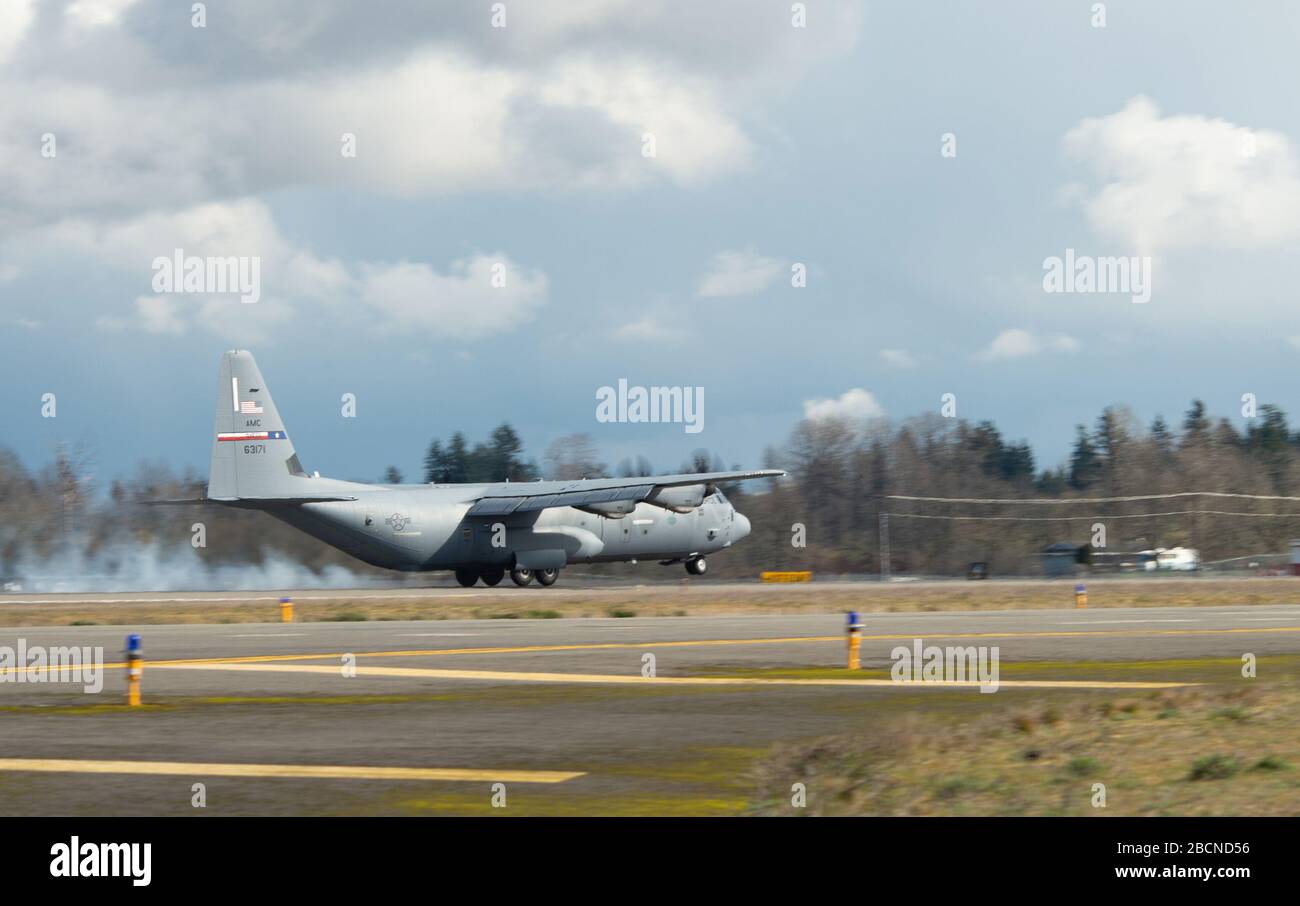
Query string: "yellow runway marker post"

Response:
xmin=846 ymin=611 xmax=863 ymax=669
xmin=125 ymin=633 xmax=142 ymax=707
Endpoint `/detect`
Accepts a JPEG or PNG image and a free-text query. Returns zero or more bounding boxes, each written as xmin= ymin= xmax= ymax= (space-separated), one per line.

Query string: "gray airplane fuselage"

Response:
xmin=256 ymin=480 xmax=751 ymax=573
xmin=200 ymin=350 xmax=775 ymax=584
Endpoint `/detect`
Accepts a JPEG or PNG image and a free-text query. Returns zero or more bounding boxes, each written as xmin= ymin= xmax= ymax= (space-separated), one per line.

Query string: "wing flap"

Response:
xmin=466 ymin=484 xmax=655 ymax=517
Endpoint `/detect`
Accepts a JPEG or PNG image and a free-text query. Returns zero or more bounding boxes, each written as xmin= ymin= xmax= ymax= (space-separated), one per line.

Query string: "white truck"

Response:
xmin=1140 ymin=546 xmax=1200 ymax=572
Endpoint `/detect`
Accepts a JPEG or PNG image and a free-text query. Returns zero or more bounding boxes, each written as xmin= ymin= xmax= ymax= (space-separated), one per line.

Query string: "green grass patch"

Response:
xmin=1211 ymin=706 xmax=1249 ymax=721
xmin=321 ymin=611 xmax=367 ymax=622
xmin=1252 ymin=755 xmax=1290 ymax=772
xmin=1066 ymin=756 xmax=1100 ymax=777
xmin=1187 ymin=754 xmax=1241 ymax=781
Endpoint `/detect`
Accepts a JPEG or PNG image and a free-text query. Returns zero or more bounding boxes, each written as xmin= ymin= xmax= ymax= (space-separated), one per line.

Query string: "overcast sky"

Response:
xmin=4 ymin=1 xmax=1300 ymax=484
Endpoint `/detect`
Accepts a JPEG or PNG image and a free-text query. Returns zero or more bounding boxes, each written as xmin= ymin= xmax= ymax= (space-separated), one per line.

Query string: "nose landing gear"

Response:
xmin=685 ymin=557 xmax=707 ymax=576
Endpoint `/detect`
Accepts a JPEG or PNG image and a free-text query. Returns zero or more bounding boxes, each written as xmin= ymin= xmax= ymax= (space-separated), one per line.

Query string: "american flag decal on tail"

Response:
xmin=230 ymin=377 xmax=262 ymax=413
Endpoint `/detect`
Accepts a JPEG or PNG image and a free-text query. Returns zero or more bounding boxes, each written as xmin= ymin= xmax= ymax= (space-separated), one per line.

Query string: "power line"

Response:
xmin=886 ymin=509 xmax=1300 ymax=522
xmin=883 ymin=491 xmax=1300 ymax=505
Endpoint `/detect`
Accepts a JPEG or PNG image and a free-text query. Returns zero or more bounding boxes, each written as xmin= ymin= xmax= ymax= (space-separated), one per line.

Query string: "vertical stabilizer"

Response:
xmin=207 ymin=350 xmax=305 ymax=499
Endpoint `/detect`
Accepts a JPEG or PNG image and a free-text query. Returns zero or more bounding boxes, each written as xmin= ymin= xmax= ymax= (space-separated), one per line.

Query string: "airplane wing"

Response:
xmin=142 ymin=495 xmax=358 ymax=506
xmin=464 ymin=469 xmax=783 ymax=516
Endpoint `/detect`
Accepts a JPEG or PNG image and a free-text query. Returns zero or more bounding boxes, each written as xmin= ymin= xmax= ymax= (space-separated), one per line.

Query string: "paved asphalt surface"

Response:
xmin=5 ymin=603 xmax=1300 ymax=672
xmin=2 ymin=604 xmax=1298 ymax=815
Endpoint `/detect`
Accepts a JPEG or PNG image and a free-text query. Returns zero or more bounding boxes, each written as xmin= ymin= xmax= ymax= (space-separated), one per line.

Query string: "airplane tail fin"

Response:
xmin=207 ymin=350 xmax=308 ymax=500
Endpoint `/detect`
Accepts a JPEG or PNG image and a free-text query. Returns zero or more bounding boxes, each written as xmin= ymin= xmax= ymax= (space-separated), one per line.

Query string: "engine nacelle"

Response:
xmin=646 ymin=483 xmax=706 ymax=513
xmin=576 ymin=500 xmax=638 ymax=518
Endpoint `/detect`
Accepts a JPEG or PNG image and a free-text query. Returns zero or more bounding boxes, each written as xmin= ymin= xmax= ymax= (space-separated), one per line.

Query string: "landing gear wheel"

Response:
xmin=510 ymin=567 xmax=533 ymax=587
xmin=535 ymin=568 xmax=559 ymax=587
xmin=454 ymin=569 xmax=479 ymax=588
xmin=481 ymin=568 xmax=505 ymax=587
xmin=685 ymin=557 xmax=707 ymax=576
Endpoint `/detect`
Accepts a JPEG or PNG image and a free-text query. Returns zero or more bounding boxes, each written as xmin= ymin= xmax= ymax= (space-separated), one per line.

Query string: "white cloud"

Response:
xmin=696 ymin=249 xmax=785 ymax=298
xmin=136 ymin=296 xmax=184 ymax=335
xmin=66 ymin=0 xmax=142 ymax=29
xmin=802 ymin=388 xmax=885 ymax=422
xmin=0 ymin=52 xmax=753 ymax=230
xmin=11 ymin=199 xmax=547 ymax=343
xmin=614 ymin=316 xmax=684 ymax=342
xmin=0 ymin=2 xmax=864 ymax=229
xmin=192 ymin=297 xmax=297 ymax=344
xmin=0 ymin=0 xmax=34 ymax=65
xmin=359 ymin=255 xmax=548 ymax=341
xmin=880 ymin=348 xmax=915 ymax=369
xmin=975 ymin=328 xmax=1078 ymax=362
xmin=1062 ymin=96 xmax=1300 ymax=254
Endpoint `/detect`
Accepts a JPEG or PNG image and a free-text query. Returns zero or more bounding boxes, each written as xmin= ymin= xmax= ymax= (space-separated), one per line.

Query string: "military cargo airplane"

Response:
xmin=167 ymin=351 xmax=782 ymax=587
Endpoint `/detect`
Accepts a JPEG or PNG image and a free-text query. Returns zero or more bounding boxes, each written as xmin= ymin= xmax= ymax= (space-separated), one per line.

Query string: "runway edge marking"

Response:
xmin=152 ymin=662 xmax=1199 ymax=690
xmin=0 ymin=758 xmax=583 ymax=783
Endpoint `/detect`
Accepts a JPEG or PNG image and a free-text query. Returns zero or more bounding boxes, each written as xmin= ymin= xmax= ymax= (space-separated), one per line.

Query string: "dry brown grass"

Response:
xmin=749 ymin=680 xmax=1300 ymax=816
xmin=2 ymin=575 xmax=1298 ymax=626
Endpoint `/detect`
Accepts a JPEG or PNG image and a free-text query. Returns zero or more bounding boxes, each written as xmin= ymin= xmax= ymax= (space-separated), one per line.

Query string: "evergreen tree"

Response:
xmin=1150 ymin=414 xmax=1173 ymax=456
xmin=1068 ymin=424 xmax=1101 ymax=491
xmin=1182 ymin=400 xmax=1209 ymax=446
xmin=446 ymin=433 xmax=469 ymax=483
xmin=423 ymin=439 xmax=446 ymax=483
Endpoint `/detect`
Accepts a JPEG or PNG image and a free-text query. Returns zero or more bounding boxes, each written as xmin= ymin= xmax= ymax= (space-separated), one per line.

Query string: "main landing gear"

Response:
xmin=455 ymin=567 xmax=560 ymax=587
xmin=685 ymin=557 xmax=707 ymax=576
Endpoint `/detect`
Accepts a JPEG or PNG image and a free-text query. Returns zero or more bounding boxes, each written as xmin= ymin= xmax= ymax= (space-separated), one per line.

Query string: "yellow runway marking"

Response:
xmin=153 ymin=661 xmax=1197 ymax=690
xmin=4 ymin=624 xmax=1299 ymax=678
xmin=0 ymin=758 xmax=582 ymax=784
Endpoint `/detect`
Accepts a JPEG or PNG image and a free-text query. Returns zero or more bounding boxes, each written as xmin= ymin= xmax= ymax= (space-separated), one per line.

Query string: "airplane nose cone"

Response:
xmin=734 ymin=511 xmax=751 ymax=540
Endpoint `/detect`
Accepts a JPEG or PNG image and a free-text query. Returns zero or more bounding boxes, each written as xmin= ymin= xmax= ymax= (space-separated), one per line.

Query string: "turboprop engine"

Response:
xmin=645 ymin=483 xmax=707 ymax=513
xmin=576 ymin=500 xmax=639 ymax=518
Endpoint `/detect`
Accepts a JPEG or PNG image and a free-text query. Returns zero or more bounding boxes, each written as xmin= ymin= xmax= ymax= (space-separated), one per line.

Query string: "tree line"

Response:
xmin=5 ymin=399 xmax=1300 ymax=581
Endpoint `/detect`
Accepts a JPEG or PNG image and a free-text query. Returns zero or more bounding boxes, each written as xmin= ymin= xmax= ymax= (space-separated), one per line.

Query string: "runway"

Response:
xmin=6 ymin=603 xmax=1300 ymax=666
xmin=2 ymin=604 xmax=1298 ymax=815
